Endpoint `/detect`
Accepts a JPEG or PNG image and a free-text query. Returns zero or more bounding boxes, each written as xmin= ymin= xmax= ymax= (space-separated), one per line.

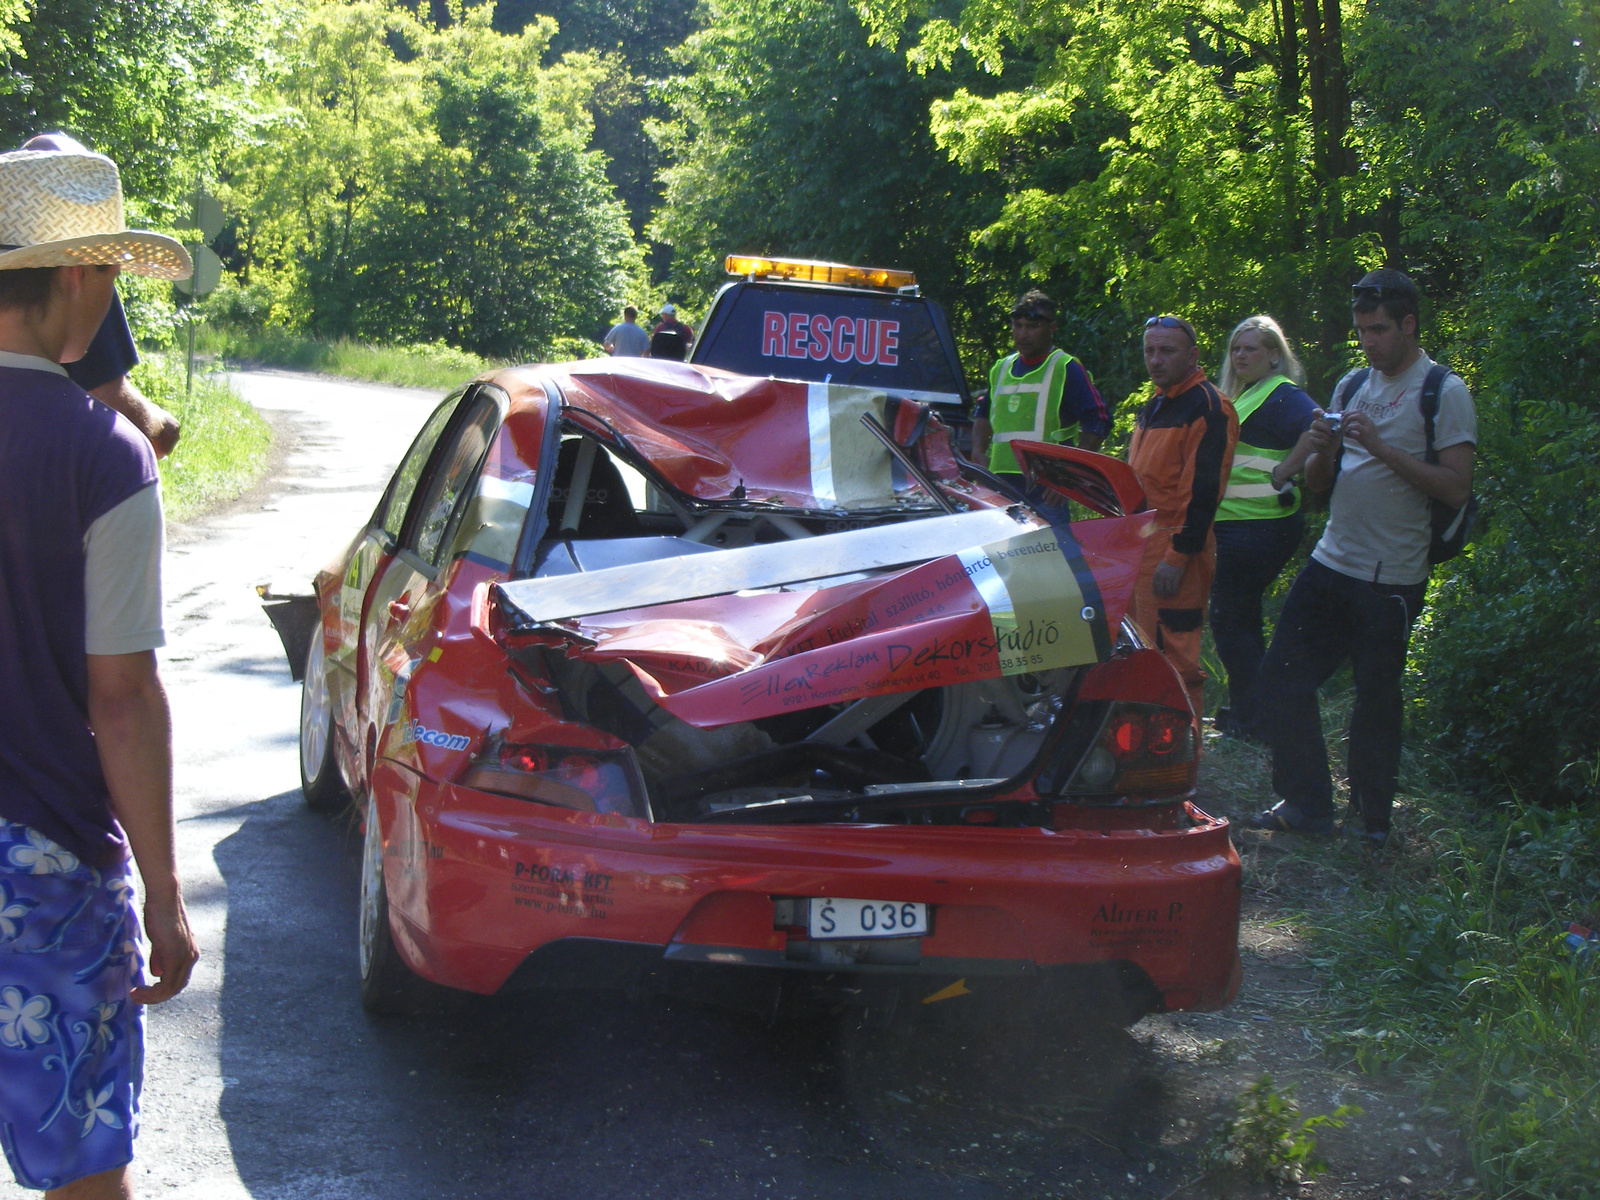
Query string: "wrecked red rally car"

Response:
xmin=279 ymin=357 xmax=1241 ymax=1019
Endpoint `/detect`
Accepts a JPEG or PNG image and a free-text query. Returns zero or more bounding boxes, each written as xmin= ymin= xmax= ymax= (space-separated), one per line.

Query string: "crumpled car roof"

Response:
xmin=555 ymin=357 xmax=931 ymax=511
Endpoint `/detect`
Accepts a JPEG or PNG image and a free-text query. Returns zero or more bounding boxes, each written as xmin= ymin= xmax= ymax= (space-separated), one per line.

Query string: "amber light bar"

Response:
xmin=725 ymin=255 xmax=916 ymax=292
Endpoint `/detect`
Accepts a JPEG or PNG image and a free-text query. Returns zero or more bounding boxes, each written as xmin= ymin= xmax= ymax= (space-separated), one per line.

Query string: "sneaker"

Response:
xmin=1246 ymin=801 xmax=1335 ymax=836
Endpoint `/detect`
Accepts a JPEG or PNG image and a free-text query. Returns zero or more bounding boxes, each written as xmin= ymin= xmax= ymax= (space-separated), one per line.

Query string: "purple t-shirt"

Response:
xmin=0 ymin=361 xmax=157 ymax=866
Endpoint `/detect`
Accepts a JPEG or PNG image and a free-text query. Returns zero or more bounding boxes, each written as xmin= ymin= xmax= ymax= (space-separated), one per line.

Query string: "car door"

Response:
xmin=327 ymin=391 xmax=467 ymax=750
xmin=358 ymin=386 xmax=506 ymax=776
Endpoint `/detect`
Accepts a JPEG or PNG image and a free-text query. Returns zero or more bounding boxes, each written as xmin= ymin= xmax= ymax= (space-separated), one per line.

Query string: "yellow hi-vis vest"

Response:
xmin=1217 ymin=373 xmax=1300 ymax=521
xmin=987 ymin=349 xmax=1079 ymax=474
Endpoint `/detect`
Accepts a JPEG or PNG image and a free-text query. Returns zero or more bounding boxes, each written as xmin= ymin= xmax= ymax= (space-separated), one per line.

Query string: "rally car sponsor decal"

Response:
xmin=509 ymin=860 xmax=615 ymax=918
xmin=399 ymin=721 xmax=471 ymax=751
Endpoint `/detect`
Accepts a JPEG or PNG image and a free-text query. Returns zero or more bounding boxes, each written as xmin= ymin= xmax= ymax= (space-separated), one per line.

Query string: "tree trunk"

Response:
xmin=1300 ymin=0 xmax=1358 ymax=381
xmin=1277 ymin=0 xmax=1302 ymax=251
xmin=1277 ymin=0 xmax=1299 ymax=116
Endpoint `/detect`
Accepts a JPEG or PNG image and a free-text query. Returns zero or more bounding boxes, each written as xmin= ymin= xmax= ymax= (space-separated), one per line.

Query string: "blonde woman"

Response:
xmin=1209 ymin=315 xmax=1319 ymax=739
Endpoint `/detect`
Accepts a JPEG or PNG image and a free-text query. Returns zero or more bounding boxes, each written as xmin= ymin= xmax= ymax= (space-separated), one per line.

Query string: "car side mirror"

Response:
xmin=1008 ymin=440 xmax=1148 ymax=518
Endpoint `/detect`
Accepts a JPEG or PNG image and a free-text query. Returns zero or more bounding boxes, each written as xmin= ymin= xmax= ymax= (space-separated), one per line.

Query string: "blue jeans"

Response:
xmin=1208 ymin=514 xmax=1305 ymax=733
xmin=1253 ymin=558 xmax=1427 ymax=832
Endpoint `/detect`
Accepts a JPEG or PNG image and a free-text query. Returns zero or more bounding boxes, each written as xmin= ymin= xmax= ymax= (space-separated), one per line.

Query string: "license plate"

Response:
xmin=808 ymin=898 xmax=929 ymax=940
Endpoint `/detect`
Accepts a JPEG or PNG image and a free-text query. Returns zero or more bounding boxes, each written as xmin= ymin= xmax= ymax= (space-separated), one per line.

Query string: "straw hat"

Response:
xmin=0 ymin=149 xmax=192 ymax=280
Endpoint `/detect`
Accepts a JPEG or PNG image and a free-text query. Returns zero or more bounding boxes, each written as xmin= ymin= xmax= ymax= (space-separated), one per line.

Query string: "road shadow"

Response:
xmin=214 ymin=794 xmax=1178 ymax=1199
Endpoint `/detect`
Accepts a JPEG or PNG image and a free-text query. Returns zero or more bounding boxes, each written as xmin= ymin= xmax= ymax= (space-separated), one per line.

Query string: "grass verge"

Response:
xmin=1199 ymin=706 xmax=1600 ymax=1200
xmin=198 ymin=328 xmax=506 ymax=391
xmin=133 ymin=352 xmax=271 ymax=522
xmin=1315 ymin=789 xmax=1600 ymax=1199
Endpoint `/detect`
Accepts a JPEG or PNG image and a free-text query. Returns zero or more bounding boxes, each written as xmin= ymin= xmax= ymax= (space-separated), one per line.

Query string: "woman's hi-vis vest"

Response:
xmin=1217 ymin=373 xmax=1299 ymax=521
xmin=987 ymin=349 xmax=1078 ymax=474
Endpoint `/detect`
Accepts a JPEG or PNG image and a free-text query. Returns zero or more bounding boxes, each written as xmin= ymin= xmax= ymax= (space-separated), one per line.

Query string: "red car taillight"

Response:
xmin=1061 ymin=702 xmax=1198 ymax=801
xmin=462 ymin=743 xmax=650 ymax=819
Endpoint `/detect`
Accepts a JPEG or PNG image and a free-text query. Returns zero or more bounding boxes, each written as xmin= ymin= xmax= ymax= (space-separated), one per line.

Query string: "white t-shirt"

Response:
xmin=1313 ymin=353 xmax=1477 ymax=586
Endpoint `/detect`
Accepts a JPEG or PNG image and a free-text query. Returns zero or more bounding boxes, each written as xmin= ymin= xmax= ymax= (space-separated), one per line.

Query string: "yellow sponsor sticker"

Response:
xmin=957 ymin=528 xmax=1094 ymax=674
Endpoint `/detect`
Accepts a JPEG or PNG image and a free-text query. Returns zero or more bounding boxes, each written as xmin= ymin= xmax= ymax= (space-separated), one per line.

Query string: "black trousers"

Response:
xmin=1254 ymin=558 xmax=1426 ymax=832
xmin=1208 ymin=513 xmax=1305 ymax=733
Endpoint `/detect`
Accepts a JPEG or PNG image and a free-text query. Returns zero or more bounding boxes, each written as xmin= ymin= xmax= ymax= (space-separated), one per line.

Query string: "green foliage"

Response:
xmin=199 ymin=326 xmax=503 ymax=391
xmin=134 ymin=354 xmax=271 ymax=521
xmin=230 ymin=0 xmax=642 ymax=360
xmin=492 ymin=0 xmax=700 ymax=234
xmin=0 ymin=0 xmax=265 ymax=211
xmin=652 ymin=0 xmax=1008 ymax=375
xmin=0 ymin=0 xmax=31 ymax=60
xmin=1316 ymin=801 xmax=1600 ymax=1199
xmin=1410 ymin=401 xmax=1600 ymax=802
xmin=1199 ymin=1075 xmax=1358 ymax=1187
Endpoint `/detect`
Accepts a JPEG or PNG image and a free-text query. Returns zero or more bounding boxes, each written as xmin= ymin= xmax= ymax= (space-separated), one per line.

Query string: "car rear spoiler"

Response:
xmin=1008 ymin=440 xmax=1148 ymax=517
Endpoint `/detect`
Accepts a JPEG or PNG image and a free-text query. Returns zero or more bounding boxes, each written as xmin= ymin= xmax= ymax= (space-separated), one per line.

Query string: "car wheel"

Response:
xmin=299 ymin=627 xmax=348 ymax=812
xmin=358 ymin=798 xmax=433 ymax=1014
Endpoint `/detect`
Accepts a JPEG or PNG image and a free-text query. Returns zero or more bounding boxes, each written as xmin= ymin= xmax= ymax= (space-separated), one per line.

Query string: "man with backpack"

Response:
xmin=1249 ymin=269 xmax=1476 ymax=848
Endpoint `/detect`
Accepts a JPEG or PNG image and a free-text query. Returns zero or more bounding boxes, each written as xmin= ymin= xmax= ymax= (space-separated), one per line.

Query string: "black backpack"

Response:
xmin=650 ymin=324 xmax=689 ymax=361
xmin=1332 ymin=363 xmax=1477 ymax=565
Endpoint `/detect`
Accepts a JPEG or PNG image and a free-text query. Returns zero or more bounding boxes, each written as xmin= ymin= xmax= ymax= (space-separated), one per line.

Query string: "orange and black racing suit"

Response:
xmin=1126 ymin=369 xmax=1239 ymax=720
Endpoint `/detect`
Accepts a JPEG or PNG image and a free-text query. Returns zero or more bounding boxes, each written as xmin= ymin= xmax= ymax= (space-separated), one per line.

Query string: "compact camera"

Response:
xmin=1322 ymin=410 xmax=1344 ymax=432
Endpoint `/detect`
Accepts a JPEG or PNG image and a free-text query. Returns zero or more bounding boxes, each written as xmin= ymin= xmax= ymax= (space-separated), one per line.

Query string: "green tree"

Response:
xmin=229 ymin=0 xmax=433 ymax=331
xmin=652 ymin=0 xmax=1006 ymax=368
xmin=490 ymin=0 xmax=700 ymax=238
xmin=0 ymin=0 xmax=263 ymax=210
xmin=230 ymin=0 xmax=641 ymax=358
xmin=0 ymin=0 xmax=31 ymax=60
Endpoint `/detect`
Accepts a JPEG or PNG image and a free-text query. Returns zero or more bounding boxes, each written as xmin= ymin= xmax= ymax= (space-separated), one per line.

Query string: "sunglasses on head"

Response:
xmin=1143 ymin=314 xmax=1195 ymax=341
xmin=1351 ymin=284 xmax=1413 ymax=301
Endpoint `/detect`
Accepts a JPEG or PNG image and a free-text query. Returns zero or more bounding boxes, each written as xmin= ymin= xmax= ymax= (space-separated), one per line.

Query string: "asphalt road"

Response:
xmin=1 ymin=370 xmax=1210 ymax=1200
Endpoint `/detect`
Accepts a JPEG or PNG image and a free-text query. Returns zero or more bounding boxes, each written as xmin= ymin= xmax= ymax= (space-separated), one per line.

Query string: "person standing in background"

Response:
xmin=602 ymin=305 xmax=649 ymax=358
xmin=971 ymin=289 xmax=1110 ymax=480
xmin=650 ymin=303 xmax=694 ymax=361
xmin=1250 ymin=270 xmax=1476 ymax=847
xmin=1126 ymin=314 xmax=1238 ymax=722
xmin=1208 ymin=315 xmax=1319 ymax=739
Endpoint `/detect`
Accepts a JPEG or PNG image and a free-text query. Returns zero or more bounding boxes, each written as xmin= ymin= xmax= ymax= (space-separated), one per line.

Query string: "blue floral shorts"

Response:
xmin=0 ymin=818 xmax=143 ymax=1191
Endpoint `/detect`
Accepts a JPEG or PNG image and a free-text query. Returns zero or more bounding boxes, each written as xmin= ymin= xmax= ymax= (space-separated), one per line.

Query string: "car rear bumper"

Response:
xmin=374 ymin=765 xmax=1242 ymax=1012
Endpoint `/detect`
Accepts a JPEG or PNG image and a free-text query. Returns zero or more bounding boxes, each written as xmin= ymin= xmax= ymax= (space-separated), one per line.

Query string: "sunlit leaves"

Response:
xmin=227 ymin=0 xmax=640 ymax=356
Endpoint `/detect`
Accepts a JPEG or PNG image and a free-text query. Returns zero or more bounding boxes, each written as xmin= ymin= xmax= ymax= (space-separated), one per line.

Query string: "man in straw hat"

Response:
xmin=0 ymin=145 xmax=199 ymax=1196
xmin=22 ymin=134 xmax=180 ymax=459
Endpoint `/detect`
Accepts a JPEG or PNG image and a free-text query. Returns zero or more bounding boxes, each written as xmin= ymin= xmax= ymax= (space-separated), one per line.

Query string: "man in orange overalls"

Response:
xmin=1126 ymin=315 xmax=1238 ymax=720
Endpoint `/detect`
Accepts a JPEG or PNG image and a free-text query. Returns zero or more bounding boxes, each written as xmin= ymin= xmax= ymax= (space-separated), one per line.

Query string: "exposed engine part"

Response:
xmin=526 ymin=635 xmax=1078 ymax=822
xmin=915 ymin=669 xmax=1073 ymax=782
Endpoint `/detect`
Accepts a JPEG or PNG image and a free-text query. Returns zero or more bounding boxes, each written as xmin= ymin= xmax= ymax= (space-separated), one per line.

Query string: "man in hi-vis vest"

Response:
xmin=972 ymin=290 xmax=1109 ymax=479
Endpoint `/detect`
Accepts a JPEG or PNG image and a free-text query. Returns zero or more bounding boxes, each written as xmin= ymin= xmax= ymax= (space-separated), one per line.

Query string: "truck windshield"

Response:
xmin=694 ymin=283 xmax=966 ymax=406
